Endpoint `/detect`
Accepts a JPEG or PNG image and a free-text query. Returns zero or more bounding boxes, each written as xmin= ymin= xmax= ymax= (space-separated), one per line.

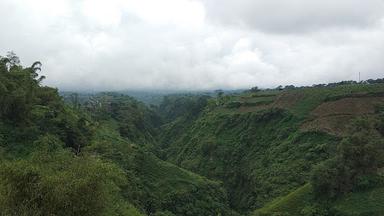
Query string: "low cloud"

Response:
xmin=204 ymin=0 xmax=384 ymax=33
xmin=0 ymin=0 xmax=383 ymax=91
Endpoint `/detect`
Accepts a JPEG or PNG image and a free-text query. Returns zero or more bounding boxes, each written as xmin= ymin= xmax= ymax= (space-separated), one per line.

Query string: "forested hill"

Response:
xmin=1 ymin=54 xmax=384 ymax=216
xmin=0 ymin=54 xmax=236 ymax=216
xmin=155 ymin=81 xmax=384 ymax=215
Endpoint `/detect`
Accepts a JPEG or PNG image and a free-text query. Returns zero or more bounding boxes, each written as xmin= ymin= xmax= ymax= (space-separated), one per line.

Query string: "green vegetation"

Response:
xmin=254 ymin=183 xmax=384 ymax=216
xmin=282 ymin=84 xmax=384 ymax=118
xmin=0 ymin=53 xmax=235 ymax=216
xmin=311 ymin=118 xmax=384 ymax=198
xmin=254 ymin=184 xmax=315 ymax=216
xmin=0 ymin=53 xmax=142 ymax=215
xmin=85 ymin=122 xmax=236 ymax=216
xmin=159 ymin=107 xmax=338 ymax=213
xmin=334 ymin=187 xmax=384 ymax=215
xmin=253 ymin=117 xmax=384 ymax=216
xmin=83 ymin=92 xmax=162 ymax=147
xmin=0 ymin=148 xmax=141 ymax=216
xmin=156 ymin=81 xmax=384 ymax=214
xmin=1 ymin=53 xmax=384 ymax=215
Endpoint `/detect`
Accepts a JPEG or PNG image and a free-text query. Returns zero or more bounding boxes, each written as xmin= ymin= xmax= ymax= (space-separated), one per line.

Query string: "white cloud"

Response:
xmin=203 ymin=0 xmax=384 ymax=33
xmin=123 ymin=0 xmax=205 ymax=29
xmin=0 ymin=0 xmax=383 ymax=91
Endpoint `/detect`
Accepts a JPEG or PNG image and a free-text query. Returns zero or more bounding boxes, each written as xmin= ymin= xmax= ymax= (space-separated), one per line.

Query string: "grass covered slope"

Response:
xmin=334 ymin=187 xmax=384 ymax=215
xmin=160 ymin=107 xmax=338 ymax=212
xmin=86 ymin=121 xmax=237 ymax=216
xmin=254 ymin=112 xmax=384 ymax=216
xmin=158 ymin=83 xmax=384 ymax=213
xmin=254 ymin=184 xmax=384 ymax=216
xmin=254 ymin=184 xmax=314 ymax=216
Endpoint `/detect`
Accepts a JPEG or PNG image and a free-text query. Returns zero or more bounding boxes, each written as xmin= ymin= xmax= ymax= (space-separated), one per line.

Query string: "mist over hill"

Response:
xmin=1 ymin=53 xmax=384 ymax=215
xmin=1 ymin=0 xmax=384 ymax=215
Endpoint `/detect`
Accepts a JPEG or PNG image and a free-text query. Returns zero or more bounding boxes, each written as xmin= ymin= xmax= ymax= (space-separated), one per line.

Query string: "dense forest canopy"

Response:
xmin=1 ymin=54 xmax=384 ymax=216
xmin=0 ymin=54 xmax=237 ymax=216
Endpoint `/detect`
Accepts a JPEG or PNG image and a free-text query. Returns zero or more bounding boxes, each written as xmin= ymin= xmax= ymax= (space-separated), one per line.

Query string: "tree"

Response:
xmin=6 ymin=51 xmax=20 ymax=68
xmin=250 ymin=86 xmax=260 ymax=93
xmin=311 ymin=118 xmax=384 ymax=197
xmin=215 ymin=89 xmax=224 ymax=98
xmin=0 ymin=149 xmax=131 ymax=216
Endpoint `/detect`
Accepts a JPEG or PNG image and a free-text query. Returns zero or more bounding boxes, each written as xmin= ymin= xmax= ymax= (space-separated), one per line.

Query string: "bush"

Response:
xmin=225 ymin=101 xmax=242 ymax=109
xmin=355 ymin=174 xmax=384 ymax=191
xmin=0 ymin=149 xmax=132 ymax=216
xmin=311 ymin=118 xmax=384 ymax=198
xmin=301 ymin=204 xmax=329 ymax=216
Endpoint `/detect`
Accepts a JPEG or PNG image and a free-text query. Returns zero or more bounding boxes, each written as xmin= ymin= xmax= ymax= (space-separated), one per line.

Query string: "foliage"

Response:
xmin=254 ymin=184 xmax=320 ymax=216
xmin=333 ymin=187 xmax=384 ymax=215
xmin=0 ymin=148 xmax=141 ymax=216
xmin=2 ymin=53 xmax=384 ymax=215
xmin=311 ymin=118 xmax=384 ymax=198
xmin=84 ymin=93 xmax=161 ymax=146
xmin=255 ymin=183 xmax=384 ymax=216
xmin=0 ymin=54 xmax=142 ymax=215
xmin=157 ymin=94 xmax=210 ymax=123
xmin=0 ymin=54 xmax=94 ymax=155
xmin=155 ymin=81 xmax=384 ymax=214
xmin=85 ymin=122 xmax=237 ymax=216
xmin=158 ymin=107 xmax=338 ymax=213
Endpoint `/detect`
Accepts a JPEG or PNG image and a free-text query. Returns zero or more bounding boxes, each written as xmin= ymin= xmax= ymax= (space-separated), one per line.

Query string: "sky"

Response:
xmin=0 ymin=0 xmax=384 ymax=91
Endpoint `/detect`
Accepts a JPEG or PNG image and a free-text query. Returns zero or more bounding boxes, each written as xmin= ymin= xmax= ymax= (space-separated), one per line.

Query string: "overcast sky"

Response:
xmin=1 ymin=0 xmax=384 ymax=91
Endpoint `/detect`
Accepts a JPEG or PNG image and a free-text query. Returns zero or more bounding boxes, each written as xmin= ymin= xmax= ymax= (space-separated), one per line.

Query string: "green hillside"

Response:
xmin=0 ymin=55 xmax=144 ymax=215
xmin=86 ymin=121 xmax=237 ymax=216
xmin=254 ymin=184 xmax=314 ymax=216
xmin=334 ymin=187 xmax=384 ymax=215
xmin=157 ymin=83 xmax=384 ymax=214
xmin=0 ymin=54 xmax=235 ymax=216
xmin=1 ymin=54 xmax=384 ymax=215
xmin=254 ymin=184 xmax=384 ymax=216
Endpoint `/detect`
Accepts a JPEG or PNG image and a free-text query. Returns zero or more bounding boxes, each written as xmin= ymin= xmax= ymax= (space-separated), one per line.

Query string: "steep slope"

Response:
xmin=0 ymin=54 xmax=236 ymax=216
xmin=83 ymin=92 xmax=162 ymax=146
xmin=85 ymin=121 xmax=238 ymax=216
xmin=254 ymin=184 xmax=384 ymax=216
xmin=3 ymin=54 xmax=384 ymax=215
xmin=0 ymin=55 xmax=143 ymax=215
xmin=254 ymin=101 xmax=384 ymax=216
xmin=333 ymin=187 xmax=384 ymax=215
xmin=160 ymin=108 xmax=338 ymax=213
xmin=158 ymin=83 xmax=384 ymax=213
xmin=254 ymin=184 xmax=314 ymax=216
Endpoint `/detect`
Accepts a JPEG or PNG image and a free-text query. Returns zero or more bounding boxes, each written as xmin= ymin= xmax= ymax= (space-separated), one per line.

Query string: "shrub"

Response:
xmin=0 ymin=149 xmax=131 ymax=216
xmin=311 ymin=118 xmax=384 ymax=198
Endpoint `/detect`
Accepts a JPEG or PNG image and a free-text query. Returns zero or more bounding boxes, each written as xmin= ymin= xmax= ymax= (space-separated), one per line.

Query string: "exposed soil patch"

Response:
xmin=301 ymin=115 xmax=353 ymax=137
xmin=311 ymin=97 xmax=384 ymax=117
xmin=237 ymin=105 xmax=270 ymax=113
xmin=273 ymin=91 xmax=305 ymax=110
xmin=301 ymin=97 xmax=384 ymax=136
